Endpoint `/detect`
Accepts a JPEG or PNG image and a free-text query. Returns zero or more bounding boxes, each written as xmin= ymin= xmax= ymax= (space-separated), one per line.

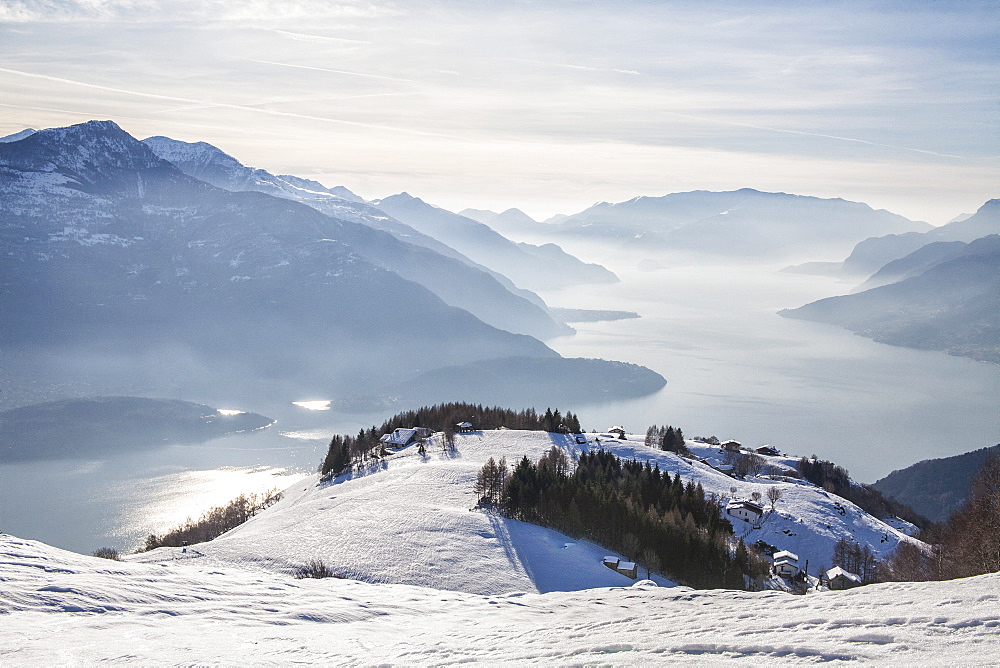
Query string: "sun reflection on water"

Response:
xmin=116 ymin=465 xmax=309 ymax=549
xmin=292 ymin=400 xmax=331 ymax=411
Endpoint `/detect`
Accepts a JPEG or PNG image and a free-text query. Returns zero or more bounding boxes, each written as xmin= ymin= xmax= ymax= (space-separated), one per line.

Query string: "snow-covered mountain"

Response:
xmin=3 ymin=427 xmax=996 ymax=664
xmin=375 ymin=193 xmax=619 ymax=290
xmin=142 ymin=135 xmax=570 ymax=340
xmin=143 ymin=135 xmax=364 ymax=203
xmin=544 ymin=189 xmax=931 ymax=259
xmin=0 ymin=122 xmax=550 ymax=399
xmin=0 ymin=127 xmax=36 ymax=143
xmin=0 ymin=120 xmax=665 ymax=408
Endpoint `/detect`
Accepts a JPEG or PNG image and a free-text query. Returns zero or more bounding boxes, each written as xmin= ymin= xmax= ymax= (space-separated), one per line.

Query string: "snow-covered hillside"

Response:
xmin=131 ymin=430 xmax=668 ymax=594
xmin=1 ymin=428 xmax=995 ymax=664
xmin=129 ymin=429 xmax=918 ymax=594
xmin=2 ymin=533 xmax=998 ymax=664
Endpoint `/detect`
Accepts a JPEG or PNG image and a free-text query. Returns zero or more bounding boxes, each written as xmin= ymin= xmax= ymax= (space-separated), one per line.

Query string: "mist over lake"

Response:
xmin=537 ymin=243 xmax=1000 ymax=483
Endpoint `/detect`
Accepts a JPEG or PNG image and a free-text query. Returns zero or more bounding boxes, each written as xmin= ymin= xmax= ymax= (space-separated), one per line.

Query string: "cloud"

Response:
xmin=0 ymin=0 xmax=394 ymax=23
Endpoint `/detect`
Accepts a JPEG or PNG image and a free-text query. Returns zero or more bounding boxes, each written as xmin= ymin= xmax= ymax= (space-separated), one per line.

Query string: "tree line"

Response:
xmin=883 ymin=455 xmax=1000 ymax=582
xmin=476 ymin=447 xmax=770 ymax=589
xmin=798 ymin=456 xmax=931 ymax=530
xmin=320 ymin=402 xmax=583 ymax=476
xmin=141 ymin=489 xmax=282 ymax=551
xmin=643 ymin=424 xmax=691 ymax=456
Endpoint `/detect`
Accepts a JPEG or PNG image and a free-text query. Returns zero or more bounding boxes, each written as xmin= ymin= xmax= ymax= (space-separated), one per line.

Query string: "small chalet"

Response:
xmin=379 ymin=427 xmax=433 ymax=448
xmin=825 ymin=566 xmax=862 ymax=590
xmin=722 ymin=440 xmax=742 ymax=452
xmin=772 ymin=550 xmax=800 ymax=578
xmin=602 ymin=557 xmax=637 ymax=578
xmin=607 ymin=426 xmax=626 ymax=438
xmin=726 ymin=500 xmax=764 ymax=523
xmin=755 ymin=445 xmax=780 ymax=456
xmin=456 ymin=421 xmax=474 ymax=433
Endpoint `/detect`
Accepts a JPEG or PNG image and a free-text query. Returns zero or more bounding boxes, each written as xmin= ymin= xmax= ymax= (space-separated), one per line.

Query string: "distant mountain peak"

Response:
xmin=0 ymin=120 xmax=167 ymax=182
xmin=0 ymin=128 xmax=36 ymax=143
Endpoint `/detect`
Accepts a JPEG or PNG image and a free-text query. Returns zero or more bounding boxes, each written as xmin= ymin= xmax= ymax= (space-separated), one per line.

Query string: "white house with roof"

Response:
xmin=601 ymin=556 xmax=637 ymax=578
xmin=772 ymin=550 xmax=800 ymax=578
xmin=380 ymin=427 xmax=432 ymax=448
xmin=726 ymin=500 xmax=764 ymax=523
xmin=825 ymin=566 xmax=862 ymax=590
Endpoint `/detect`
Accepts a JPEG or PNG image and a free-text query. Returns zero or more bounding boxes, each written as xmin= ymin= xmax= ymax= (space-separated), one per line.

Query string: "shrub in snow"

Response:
xmin=294 ymin=558 xmax=343 ymax=580
xmin=92 ymin=547 xmax=121 ymax=561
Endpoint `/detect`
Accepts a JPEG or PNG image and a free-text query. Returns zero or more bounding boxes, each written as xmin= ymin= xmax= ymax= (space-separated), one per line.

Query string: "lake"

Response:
xmin=2 ymin=245 xmax=997 ymax=554
xmin=539 ymin=245 xmax=1000 ymax=484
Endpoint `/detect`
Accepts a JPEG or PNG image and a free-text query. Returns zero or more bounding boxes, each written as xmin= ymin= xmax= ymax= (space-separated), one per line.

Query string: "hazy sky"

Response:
xmin=1 ymin=0 xmax=996 ymax=222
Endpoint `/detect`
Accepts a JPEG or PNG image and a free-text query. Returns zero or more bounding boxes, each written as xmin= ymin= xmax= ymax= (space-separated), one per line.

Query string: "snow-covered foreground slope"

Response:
xmin=2 ymin=534 xmax=998 ymax=665
xmin=128 ymin=430 xmax=919 ymax=594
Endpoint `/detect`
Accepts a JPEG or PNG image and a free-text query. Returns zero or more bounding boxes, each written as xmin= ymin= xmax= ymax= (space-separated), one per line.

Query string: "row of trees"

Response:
xmin=798 ymin=456 xmax=931 ymax=530
xmin=643 ymin=424 xmax=690 ymax=455
xmin=141 ymin=489 xmax=282 ymax=551
xmin=883 ymin=455 xmax=1000 ymax=582
xmin=477 ymin=447 xmax=770 ymax=589
xmin=320 ymin=403 xmax=583 ymax=476
xmin=831 ymin=537 xmax=880 ymax=584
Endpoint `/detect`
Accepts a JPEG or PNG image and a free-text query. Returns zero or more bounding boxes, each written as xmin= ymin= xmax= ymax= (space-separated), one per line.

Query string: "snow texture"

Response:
xmin=2 ymin=532 xmax=998 ymax=664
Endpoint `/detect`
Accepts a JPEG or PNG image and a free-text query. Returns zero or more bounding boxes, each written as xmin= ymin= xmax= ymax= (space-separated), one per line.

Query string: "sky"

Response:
xmin=0 ymin=0 xmax=997 ymax=223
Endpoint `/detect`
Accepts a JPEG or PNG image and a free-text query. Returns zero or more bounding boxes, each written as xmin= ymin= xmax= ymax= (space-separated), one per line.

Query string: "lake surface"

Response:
xmin=2 ymin=245 xmax=998 ymax=554
xmin=0 ymin=403 xmax=386 ymax=554
xmin=539 ymin=245 xmax=1000 ymax=484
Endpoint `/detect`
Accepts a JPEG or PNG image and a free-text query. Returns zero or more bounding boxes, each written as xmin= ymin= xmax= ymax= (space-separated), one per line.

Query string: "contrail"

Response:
xmin=245 ymin=58 xmax=418 ymax=83
xmin=657 ymin=109 xmax=965 ymax=160
xmin=0 ymin=66 xmax=457 ymax=139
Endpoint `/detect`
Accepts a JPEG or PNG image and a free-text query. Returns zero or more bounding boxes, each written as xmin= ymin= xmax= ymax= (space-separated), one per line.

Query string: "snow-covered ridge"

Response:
xmin=128 ymin=430 xmax=918 ymax=595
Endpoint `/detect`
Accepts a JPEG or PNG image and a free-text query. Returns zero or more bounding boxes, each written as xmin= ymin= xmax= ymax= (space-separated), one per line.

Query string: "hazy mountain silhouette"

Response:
xmin=0 ymin=121 xmax=659 ymax=407
xmin=374 ymin=193 xmax=618 ymax=290
xmin=142 ymin=136 xmax=568 ymax=339
xmin=841 ymin=199 xmax=1000 ymax=277
xmin=460 ymin=207 xmax=548 ymax=238
xmin=873 ymin=444 xmax=1000 ymax=523
xmin=546 ymin=189 xmax=930 ymax=258
xmin=852 ymin=241 xmax=967 ymax=292
xmin=781 ymin=235 xmax=1000 ymax=362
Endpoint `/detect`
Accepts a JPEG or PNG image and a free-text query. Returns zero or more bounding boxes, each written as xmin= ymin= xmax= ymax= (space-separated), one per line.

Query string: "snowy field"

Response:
xmin=2 ymin=534 xmax=998 ymax=664
xmin=2 ymin=429 xmax=997 ymax=664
